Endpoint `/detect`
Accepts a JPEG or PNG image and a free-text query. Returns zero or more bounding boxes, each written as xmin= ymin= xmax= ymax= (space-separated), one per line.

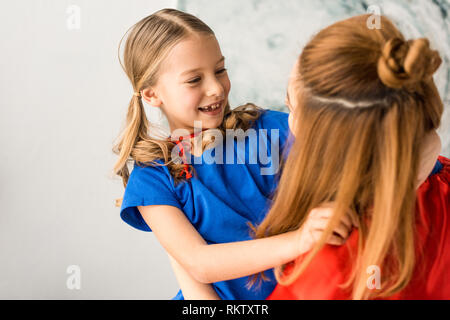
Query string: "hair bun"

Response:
xmin=377 ymin=37 xmax=442 ymax=89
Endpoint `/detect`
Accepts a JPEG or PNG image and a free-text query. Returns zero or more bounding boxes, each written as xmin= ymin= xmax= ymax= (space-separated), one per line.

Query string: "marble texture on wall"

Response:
xmin=177 ymin=0 xmax=450 ymax=156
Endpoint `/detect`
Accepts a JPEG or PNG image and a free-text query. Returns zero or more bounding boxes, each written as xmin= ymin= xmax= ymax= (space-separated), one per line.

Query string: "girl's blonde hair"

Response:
xmin=253 ymin=14 xmax=443 ymax=300
xmin=113 ymin=9 xmax=261 ymax=206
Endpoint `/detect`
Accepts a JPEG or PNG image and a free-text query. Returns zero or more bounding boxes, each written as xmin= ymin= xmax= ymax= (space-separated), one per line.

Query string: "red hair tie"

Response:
xmin=174 ymin=136 xmax=192 ymax=179
xmin=170 ymin=130 xmax=207 ymax=180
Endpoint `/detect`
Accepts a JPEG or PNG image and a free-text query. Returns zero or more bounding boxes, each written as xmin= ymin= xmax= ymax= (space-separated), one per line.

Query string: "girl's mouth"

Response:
xmin=198 ymin=100 xmax=224 ymax=116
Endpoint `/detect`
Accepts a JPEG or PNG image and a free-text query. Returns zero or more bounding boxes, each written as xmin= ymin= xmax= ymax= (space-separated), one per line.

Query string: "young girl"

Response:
xmin=113 ymin=9 xmax=355 ymax=300
xmin=253 ymin=14 xmax=449 ymax=300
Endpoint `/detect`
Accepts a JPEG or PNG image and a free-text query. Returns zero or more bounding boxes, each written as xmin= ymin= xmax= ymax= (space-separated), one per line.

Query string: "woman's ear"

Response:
xmin=141 ymin=87 xmax=162 ymax=107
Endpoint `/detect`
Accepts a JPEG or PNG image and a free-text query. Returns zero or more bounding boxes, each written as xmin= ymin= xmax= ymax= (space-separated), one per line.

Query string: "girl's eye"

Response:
xmin=186 ymin=69 xmax=226 ymax=85
xmin=187 ymin=77 xmax=201 ymax=84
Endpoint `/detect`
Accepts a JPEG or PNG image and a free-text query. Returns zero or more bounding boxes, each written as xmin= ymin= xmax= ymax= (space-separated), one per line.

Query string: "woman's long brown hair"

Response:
xmin=253 ymin=14 xmax=443 ymax=300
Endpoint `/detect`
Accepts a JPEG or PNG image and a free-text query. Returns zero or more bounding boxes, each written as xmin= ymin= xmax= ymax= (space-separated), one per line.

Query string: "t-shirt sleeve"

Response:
xmin=120 ymin=162 xmax=182 ymax=232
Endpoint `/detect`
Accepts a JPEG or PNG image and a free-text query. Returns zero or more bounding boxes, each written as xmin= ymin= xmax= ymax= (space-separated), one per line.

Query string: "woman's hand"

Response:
xmin=296 ymin=202 xmax=359 ymax=255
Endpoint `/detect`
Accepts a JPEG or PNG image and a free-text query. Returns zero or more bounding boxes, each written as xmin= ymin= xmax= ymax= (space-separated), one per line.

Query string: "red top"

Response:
xmin=268 ymin=156 xmax=450 ymax=300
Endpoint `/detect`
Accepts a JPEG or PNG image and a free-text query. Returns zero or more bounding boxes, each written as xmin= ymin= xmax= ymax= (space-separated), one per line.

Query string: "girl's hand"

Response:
xmin=296 ymin=202 xmax=359 ymax=255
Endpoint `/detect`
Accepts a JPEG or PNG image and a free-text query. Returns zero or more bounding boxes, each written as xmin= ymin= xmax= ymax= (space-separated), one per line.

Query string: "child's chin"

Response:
xmin=201 ymin=118 xmax=223 ymax=129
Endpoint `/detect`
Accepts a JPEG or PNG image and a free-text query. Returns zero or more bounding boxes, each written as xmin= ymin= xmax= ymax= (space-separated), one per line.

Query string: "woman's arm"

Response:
xmin=138 ymin=204 xmax=353 ymax=284
xmin=167 ymin=254 xmax=220 ymax=300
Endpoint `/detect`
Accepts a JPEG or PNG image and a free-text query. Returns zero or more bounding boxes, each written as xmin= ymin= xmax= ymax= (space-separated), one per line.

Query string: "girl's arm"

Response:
xmin=139 ymin=205 xmax=300 ymax=283
xmin=138 ymin=204 xmax=353 ymax=284
xmin=167 ymin=254 xmax=220 ymax=300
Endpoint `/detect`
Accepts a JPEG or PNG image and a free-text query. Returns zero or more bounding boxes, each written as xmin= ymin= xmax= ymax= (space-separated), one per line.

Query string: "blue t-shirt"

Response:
xmin=120 ymin=109 xmax=291 ymax=300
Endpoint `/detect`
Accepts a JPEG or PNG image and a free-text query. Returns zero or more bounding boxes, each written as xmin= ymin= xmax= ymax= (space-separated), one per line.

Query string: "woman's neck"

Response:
xmin=416 ymin=130 xmax=442 ymax=189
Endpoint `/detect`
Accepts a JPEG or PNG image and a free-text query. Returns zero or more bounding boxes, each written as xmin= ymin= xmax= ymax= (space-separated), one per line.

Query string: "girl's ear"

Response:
xmin=141 ymin=87 xmax=162 ymax=107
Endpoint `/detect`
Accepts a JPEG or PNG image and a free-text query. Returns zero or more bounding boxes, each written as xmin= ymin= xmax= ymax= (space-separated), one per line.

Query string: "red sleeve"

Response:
xmin=268 ymin=231 xmax=358 ymax=300
xmin=411 ymin=156 xmax=450 ymax=299
xmin=415 ymin=156 xmax=449 ymax=241
xmin=268 ymin=156 xmax=450 ymax=300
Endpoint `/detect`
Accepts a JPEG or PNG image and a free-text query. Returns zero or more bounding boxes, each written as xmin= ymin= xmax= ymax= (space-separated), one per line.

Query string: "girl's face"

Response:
xmin=146 ymin=34 xmax=231 ymax=134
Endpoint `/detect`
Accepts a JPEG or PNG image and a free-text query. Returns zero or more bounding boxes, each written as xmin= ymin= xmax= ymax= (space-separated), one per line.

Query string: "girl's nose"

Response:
xmin=205 ymin=78 xmax=224 ymax=97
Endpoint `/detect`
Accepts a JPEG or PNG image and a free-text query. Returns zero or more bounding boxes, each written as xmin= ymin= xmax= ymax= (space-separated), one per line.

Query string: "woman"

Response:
xmin=254 ymin=14 xmax=449 ymax=300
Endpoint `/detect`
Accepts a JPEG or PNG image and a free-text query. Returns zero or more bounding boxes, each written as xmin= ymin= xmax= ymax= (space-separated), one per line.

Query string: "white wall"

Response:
xmin=0 ymin=0 xmax=179 ymax=299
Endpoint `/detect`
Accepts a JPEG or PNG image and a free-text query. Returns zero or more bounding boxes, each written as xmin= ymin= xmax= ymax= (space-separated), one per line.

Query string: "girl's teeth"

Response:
xmin=201 ymin=103 xmax=220 ymax=111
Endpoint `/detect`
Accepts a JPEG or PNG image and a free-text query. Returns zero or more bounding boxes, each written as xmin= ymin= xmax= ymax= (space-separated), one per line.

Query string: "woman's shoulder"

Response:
xmin=418 ymin=155 xmax=449 ymax=194
xmin=420 ymin=156 xmax=450 ymax=191
xmin=436 ymin=155 xmax=450 ymax=179
xmin=416 ymin=155 xmax=450 ymax=242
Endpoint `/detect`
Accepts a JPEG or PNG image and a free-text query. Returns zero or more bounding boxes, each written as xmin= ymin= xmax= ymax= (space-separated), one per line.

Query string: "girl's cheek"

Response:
xmin=223 ymin=76 xmax=231 ymax=97
xmin=181 ymin=88 xmax=202 ymax=109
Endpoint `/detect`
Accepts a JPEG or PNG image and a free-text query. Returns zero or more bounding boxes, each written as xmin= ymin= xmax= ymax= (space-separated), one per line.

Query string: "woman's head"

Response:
xmin=286 ymin=15 xmax=442 ymax=134
xmin=255 ymin=14 xmax=443 ymax=299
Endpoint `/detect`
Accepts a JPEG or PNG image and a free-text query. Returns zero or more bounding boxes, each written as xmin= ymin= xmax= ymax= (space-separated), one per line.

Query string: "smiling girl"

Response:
xmin=113 ymin=9 xmax=355 ymax=300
